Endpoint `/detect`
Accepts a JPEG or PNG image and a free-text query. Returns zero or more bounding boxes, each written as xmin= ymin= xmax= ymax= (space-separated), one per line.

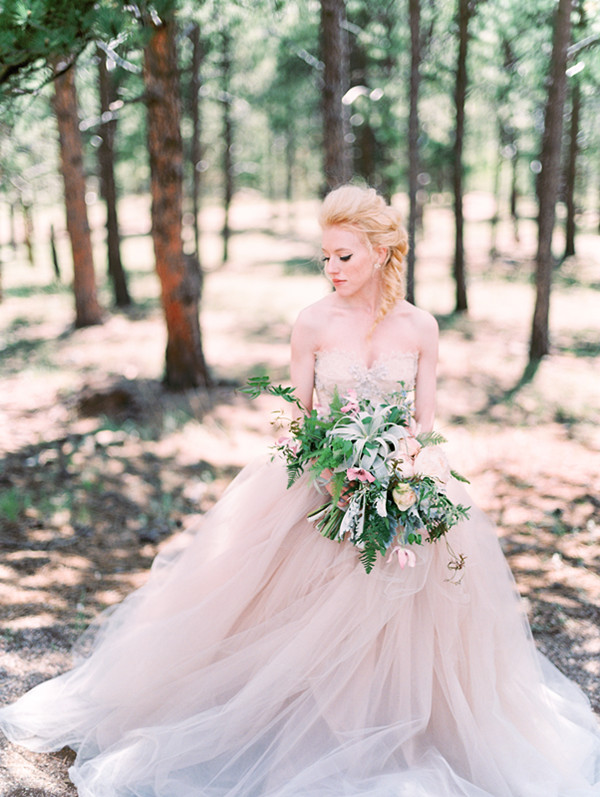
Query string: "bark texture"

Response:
xmin=144 ymin=18 xmax=210 ymax=389
xmin=530 ymin=0 xmax=572 ymax=361
xmin=320 ymin=0 xmax=352 ymax=190
xmin=188 ymin=23 xmax=203 ymax=271
xmin=97 ymin=47 xmax=131 ymax=307
xmin=452 ymin=0 xmax=472 ymax=313
xmin=53 ymin=62 xmax=103 ymax=327
xmin=564 ymin=80 xmax=580 ymax=259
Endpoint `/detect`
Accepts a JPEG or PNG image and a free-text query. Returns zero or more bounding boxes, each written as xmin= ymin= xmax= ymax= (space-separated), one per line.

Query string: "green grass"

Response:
xmin=0 ymin=487 xmax=31 ymax=521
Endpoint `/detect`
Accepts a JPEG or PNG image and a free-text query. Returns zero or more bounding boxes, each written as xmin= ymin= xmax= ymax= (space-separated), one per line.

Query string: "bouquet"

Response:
xmin=242 ymin=376 xmax=469 ymax=576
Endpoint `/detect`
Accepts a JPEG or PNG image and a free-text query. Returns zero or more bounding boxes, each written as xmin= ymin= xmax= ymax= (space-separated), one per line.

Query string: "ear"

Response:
xmin=375 ymin=245 xmax=388 ymax=266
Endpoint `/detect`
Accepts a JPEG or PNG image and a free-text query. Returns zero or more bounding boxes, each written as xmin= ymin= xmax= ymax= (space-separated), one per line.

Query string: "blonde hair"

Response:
xmin=319 ymin=184 xmax=408 ymax=327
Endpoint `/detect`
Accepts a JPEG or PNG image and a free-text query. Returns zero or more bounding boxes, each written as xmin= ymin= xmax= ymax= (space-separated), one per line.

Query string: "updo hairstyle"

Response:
xmin=319 ymin=184 xmax=408 ymax=327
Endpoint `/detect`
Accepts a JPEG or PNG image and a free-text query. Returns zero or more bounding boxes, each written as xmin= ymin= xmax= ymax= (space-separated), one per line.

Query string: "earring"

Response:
xmin=374 ymin=263 xmax=381 ymax=270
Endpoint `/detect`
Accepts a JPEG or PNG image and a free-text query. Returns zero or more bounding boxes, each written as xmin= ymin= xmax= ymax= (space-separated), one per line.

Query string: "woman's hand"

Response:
xmin=321 ymin=468 xmax=352 ymax=508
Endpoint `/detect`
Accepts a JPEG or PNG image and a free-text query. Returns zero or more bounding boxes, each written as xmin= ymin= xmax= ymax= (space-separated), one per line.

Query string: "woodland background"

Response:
xmin=0 ymin=0 xmax=599 ymax=793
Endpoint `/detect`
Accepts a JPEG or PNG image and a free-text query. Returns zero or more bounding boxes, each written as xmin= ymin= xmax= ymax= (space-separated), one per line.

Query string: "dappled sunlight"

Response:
xmin=1 ymin=197 xmax=599 ymax=794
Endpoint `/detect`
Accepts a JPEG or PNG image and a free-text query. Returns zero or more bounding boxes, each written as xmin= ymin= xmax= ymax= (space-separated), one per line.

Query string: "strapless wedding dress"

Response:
xmin=1 ymin=351 xmax=599 ymax=796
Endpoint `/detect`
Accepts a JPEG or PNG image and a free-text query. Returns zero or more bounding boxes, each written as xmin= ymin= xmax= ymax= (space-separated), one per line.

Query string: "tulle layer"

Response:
xmin=1 ymin=458 xmax=599 ymax=796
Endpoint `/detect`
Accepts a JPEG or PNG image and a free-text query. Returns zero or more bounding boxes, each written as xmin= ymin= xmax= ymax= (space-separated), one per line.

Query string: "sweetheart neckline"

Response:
xmin=315 ymin=348 xmax=419 ymax=372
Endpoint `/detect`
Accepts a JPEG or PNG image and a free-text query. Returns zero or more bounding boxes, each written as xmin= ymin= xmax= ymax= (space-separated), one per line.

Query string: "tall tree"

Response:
xmin=406 ymin=0 xmax=421 ymax=305
xmin=52 ymin=60 xmax=103 ymax=327
xmin=188 ymin=22 xmax=204 ymax=271
xmin=144 ymin=13 xmax=210 ymax=388
xmin=563 ymin=78 xmax=580 ymax=258
xmin=529 ymin=0 xmax=572 ymax=362
xmin=97 ymin=45 xmax=132 ymax=307
xmin=220 ymin=25 xmax=234 ymax=265
xmin=320 ymin=0 xmax=352 ymax=189
xmin=452 ymin=0 xmax=475 ymax=314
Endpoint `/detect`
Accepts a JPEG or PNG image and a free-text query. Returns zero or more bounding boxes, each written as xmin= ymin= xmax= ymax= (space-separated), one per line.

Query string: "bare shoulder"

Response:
xmin=291 ymin=295 xmax=335 ymax=352
xmin=409 ymin=303 xmax=438 ymax=337
xmin=386 ymin=301 xmax=438 ymax=355
xmin=293 ymin=295 xmax=335 ymax=336
xmin=395 ymin=301 xmax=438 ymax=335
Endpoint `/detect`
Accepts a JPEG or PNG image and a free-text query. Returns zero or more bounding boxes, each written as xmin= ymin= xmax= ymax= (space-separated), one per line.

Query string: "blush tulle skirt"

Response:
xmin=1 ymin=458 xmax=599 ymax=796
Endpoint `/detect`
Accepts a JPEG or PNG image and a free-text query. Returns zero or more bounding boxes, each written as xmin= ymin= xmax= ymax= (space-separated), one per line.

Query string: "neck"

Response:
xmin=337 ymin=283 xmax=383 ymax=317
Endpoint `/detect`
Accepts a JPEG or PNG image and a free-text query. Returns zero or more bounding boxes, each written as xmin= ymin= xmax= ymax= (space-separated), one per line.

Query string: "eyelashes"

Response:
xmin=321 ymin=254 xmax=352 ymax=263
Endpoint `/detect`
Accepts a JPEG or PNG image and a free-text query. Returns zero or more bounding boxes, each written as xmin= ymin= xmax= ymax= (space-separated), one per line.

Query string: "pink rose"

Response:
xmin=277 ymin=436 xmax=301 ymax=456
xmin=346 ymin=467 xmax=375 ymax=483
xmin=340 ymin=390 xmax=359 ymax=414
xmin=394 ymin=454 xmax=415 ymax=479
xmin=400 ymin=434 xmax=421 ymax=458
xmin=413 ymin=446 xmax=450 ymax=484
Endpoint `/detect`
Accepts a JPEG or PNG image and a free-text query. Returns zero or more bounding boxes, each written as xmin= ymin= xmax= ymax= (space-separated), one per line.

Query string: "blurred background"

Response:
xmin=0 ymin=0 xmax=599 ymax=789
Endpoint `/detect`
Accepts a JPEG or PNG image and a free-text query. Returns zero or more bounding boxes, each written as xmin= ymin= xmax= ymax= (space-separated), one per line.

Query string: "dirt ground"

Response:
xmin=0 ymin=194 xmax=599 ymax=795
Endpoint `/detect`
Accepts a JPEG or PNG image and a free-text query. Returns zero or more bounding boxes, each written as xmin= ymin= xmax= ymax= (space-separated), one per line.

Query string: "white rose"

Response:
xmin=413 ymin=446 xmax=451 ymax=484
xmin=392 ymin=482 xmax=417 ymax=511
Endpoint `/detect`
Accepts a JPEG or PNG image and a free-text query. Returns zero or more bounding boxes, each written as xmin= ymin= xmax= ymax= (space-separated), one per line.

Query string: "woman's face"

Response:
xmin=321 ymin=226 xmax=383 ymax=299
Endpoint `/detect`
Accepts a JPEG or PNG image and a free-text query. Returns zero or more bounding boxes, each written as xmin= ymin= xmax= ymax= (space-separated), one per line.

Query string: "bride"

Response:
xmin=1 ymin=185 xmax=599 ymax=796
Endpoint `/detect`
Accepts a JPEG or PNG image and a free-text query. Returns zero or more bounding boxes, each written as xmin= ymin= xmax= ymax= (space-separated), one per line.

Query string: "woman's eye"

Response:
xmin=321 ymin=256 xmax=330 ymax=264
xmin=340 ymin=254 xmax=352 ymax=262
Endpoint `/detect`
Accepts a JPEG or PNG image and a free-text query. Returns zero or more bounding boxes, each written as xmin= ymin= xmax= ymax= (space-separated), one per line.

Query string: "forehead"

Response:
xmin=321 ymin=225 xmax=368 ymax=251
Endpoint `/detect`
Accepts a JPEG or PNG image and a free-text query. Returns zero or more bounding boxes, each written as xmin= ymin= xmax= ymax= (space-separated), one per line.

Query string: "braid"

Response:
xmin=319 ymin=185 xmax=408 ymax=327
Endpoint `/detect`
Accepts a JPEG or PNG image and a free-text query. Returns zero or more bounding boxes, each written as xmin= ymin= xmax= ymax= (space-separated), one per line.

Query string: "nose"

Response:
xmin=324 ymin=257 xmax=339 ymax=277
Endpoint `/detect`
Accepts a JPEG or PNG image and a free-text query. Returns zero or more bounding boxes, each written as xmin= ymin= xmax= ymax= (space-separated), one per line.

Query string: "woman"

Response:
xmin=1 ymin=185 xmax=599 ymax=796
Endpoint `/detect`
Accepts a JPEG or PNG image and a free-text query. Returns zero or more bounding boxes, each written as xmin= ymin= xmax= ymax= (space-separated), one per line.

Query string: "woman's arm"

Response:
xmin=414 ymin=312 xmax=439 ymax=434
xmin=289 ymin=307 xmax=319 ymax=415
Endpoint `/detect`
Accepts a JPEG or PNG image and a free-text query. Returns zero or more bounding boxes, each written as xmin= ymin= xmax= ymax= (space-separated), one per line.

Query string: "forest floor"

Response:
xmin=0 ymin=193 xmax=599 ymax=795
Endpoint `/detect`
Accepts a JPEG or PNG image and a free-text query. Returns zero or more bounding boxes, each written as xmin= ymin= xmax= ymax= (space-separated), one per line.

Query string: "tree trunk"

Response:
xmin=144 ymin=16 xmax=210 ymax=389
xmin=529 ymin=0 xmax=572 ymax=362
xmin=52 ymin=61 xmax=103 ymax=327
xmin=188 ymin=23 xmax=203 ymax=274
xmin=285 ymin=128 xmax=295 ymax=203
xmin=97 ymin=46 xmax=131 ymax=307
xmin=221 ymin=27 xmax=234 ymax=265
xmin=21 ymin=197 xmax=35 ymax=266
xmin=406 ymin=0 xmax=421 ymax=305
xmin=9 ymin=201 xmax=16 ymax=249
xmin=452 ymin=0 xmax=471 ymax=314
xmin=50 ymin=224 xmax=61 ymax=280
xmin=563 ymin=80 xmax=580 ymax=259
xmin=320 ymin=0 xmax=352 ymax=190
xmin=510 ymin=139 xmax=520 ymax=243
xmin=489 ymin=121 xmax=503 ymax=260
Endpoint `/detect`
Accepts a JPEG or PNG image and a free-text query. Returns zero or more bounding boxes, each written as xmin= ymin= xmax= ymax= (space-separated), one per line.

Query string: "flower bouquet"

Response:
xmin=242 ymin=376 xmax=469 ymax=575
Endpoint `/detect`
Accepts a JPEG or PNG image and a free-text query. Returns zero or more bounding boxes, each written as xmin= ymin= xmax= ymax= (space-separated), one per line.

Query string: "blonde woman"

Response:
xmin=1 ymin=185 xmax=599 ymax=796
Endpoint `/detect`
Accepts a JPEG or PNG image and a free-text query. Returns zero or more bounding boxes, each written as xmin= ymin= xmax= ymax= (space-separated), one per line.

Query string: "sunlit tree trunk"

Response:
xmin=406 ymin=0 xmax=421 ymax=305
xmin=320 ymin=0 xmax=352 ymax=190
xmin=529 ymin=0 xmax=572 ymax=362
xmin=53 ymin=61 xmax=103 ymax=327
xmin=144 ymin=15 xmax=210 ymax=388
xmin=452 ymin=0 xmax=473 ymax=314
xmin=97 ymin=46 xmax=131 ymax=307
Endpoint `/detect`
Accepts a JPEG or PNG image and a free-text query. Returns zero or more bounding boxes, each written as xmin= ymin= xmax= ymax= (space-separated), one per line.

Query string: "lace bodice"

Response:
xmin=314 ymin=349 xmax=419 ymax=408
